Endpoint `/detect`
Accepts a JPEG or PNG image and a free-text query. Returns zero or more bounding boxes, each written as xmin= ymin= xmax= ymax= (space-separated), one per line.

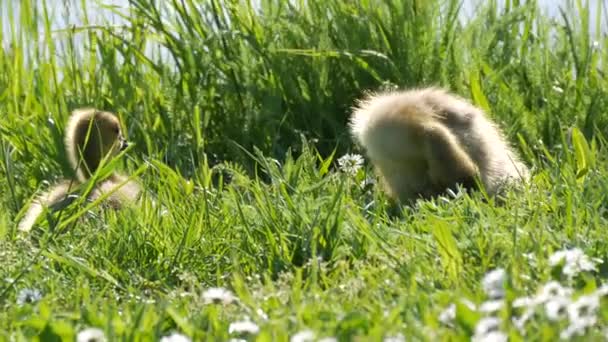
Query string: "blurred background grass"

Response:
xmin=2 ymin=0 xmax=607 ymax=177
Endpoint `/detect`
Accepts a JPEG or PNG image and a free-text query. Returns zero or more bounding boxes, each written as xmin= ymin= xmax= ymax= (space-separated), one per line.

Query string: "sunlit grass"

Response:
xmin=1 ymin=0 xmax=608 ymax=340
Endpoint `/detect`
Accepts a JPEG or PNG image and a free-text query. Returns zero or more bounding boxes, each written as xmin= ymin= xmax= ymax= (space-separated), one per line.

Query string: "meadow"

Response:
xmin=1 ymin=0 xmax=608 ymax=340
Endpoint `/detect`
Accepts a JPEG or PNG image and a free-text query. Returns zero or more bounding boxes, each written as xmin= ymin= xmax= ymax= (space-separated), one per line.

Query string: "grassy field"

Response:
xmin=2 ymin=0 xmax=608 ymax=340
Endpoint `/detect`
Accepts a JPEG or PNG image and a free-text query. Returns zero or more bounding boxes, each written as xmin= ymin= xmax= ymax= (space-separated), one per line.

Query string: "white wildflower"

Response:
xmin=472 ymin=330 xmax=507 ymax=342
xmin=560 ymin=315 xmax=597 ymax=339
xmin=228 ymin=320 xmax=260 ymax=335
xmin=16 ymin=288 xmax=42 ymax=306
xmin=568 ymin=294 xmax=599 ymax=322
xmin=482 ymin=268 xmax=506 ymax=299
xmin=545 ymin=296 xmax=570 ymax=321
xmin=474 ymin=317 xmax=501 ymax=337
xmin=592 ymin=40 xmax=600 ymax=50
xmin=549 ymin=248 xmax=602 ymax=277
xmin=76 ymin=328 xmax=106 ymax=342
xmin=479 ymin=299 xmax=504 ymax=314
xmin=337 ymin=153 xmax=364 ymax=176
xmin=439 ymin=303 xmax=456 ymax=326
xmin=536 ymin=281 xmax=572 ymax=302
xmin=160 ymin=332 xmax=191 ymax=342
xmin=290 ymin=329 xmax=315 ymax=342
xmin=552 ymin=85 xmax=564 ymax=94
xmin=202 ymin=287 xmax=236 ymax=305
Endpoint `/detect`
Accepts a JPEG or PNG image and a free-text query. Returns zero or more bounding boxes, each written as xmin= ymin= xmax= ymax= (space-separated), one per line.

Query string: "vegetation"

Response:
xmin=1 ymin=0 xmax=608 ymax=340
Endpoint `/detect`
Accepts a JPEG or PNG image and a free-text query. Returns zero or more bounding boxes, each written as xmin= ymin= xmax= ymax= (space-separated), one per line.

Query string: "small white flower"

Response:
xmin=545 ymin=296 xmax=570 ymax=321
xmin=592 ymin=40 xmax=600 ymax=50
xmin=479 ymin=299 xmax=504 ymax=314
xmin=439 ymin=303 xmax=456 ymax=325
xmin=337 ymin=153 xmax=364 ymax=176
xmin=549 ymin=248 xmax=602 ymax=277
xmin=568 ymin=294 xmax=599 ymax=322
xmin=536 ymin=281 xmax=573 ymax=302
xmin=482 ymin=268 xmax=506 ymax=299
xmin=472 ymin=330 xmax=507 ymax=342
xmin=383 ymin=333 xmax=405 ymax=342
xmin=228 ymin=320 xmax=260 ymax=335
xmin=474 ymin=317 xmax=501 ymax=337
xmin=290 ymin=329 xmax=315 ymax=342
xmin=202 ymin=287 xmax=236 ymax=305
xmin=160 ymin=332 xmax=191 ymax=342
xmin=16 ymin=288 xmax=42 ymax=306
xmin=560 ymin=315 xmax=597 ymax=339
xmin=552 ymin=85 xmax=564 ymax=94
xmin=76 ymin=328 xmax=106 ymax=342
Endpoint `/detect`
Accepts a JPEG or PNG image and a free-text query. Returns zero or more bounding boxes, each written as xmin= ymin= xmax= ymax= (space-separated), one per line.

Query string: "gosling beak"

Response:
xmin=120 ymin=138 xmax=129 ymax=151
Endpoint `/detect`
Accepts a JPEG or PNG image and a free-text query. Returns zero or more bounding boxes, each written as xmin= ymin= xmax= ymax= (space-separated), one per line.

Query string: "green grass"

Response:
xmin=2 ymin=0 xmax=608 ymax=340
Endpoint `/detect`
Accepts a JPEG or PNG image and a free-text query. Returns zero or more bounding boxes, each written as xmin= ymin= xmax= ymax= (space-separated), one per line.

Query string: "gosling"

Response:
xmin=349 ymin=87 xmax=529 ymax=203
xmin=18 ymin=109 xmax=141 ymax=232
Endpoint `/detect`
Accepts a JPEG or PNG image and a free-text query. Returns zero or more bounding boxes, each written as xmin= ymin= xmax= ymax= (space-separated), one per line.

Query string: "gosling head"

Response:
xmin=65 ymin=109 xmax=128 ymax=181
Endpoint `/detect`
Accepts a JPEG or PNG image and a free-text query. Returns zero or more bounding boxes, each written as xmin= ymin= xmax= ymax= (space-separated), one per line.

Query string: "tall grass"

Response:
xmin=1 ymin=0 xmax=608 ymax=340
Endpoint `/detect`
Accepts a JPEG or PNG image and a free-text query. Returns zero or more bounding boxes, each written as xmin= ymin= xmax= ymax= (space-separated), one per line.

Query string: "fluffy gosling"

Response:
xmin=349 ymin=87 xmax=529 ymax=203
xmin=18 ymin=109 xmax=141 ymax=232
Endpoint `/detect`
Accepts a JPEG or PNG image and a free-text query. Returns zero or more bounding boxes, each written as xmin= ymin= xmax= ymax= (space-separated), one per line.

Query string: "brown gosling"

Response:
xmin=348 ymin=87 xmax=529 ymax=203
xmin=18 ymin=109 xmax=141 ymax=232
